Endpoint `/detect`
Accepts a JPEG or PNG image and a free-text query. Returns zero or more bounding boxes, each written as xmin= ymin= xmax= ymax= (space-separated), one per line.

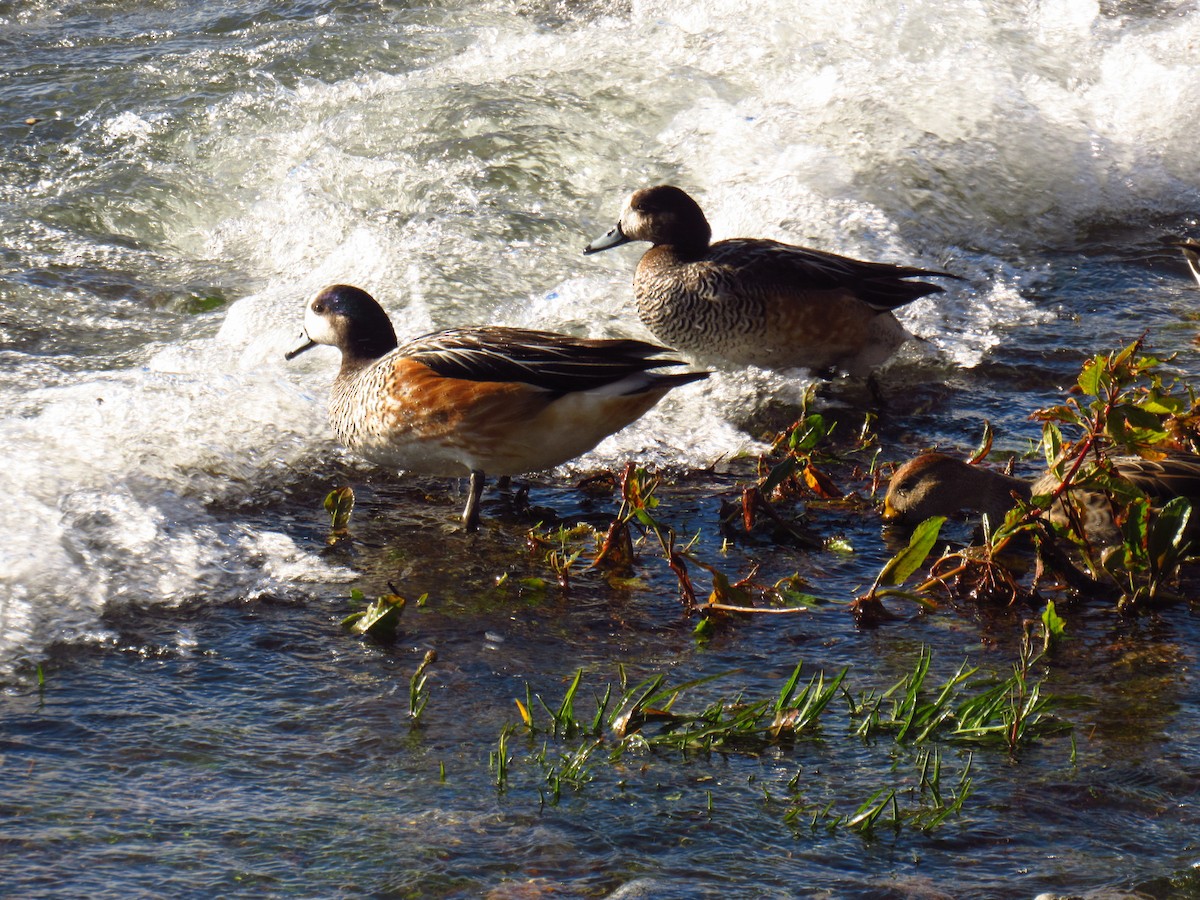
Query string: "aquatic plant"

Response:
xmin=341 ymin=585 xmax=413 ymax=641
xmin=869 ymin=338 xmax=1200 ymax=614
xmin=753 ymin=392 xmax=879 ymax=529
xmin=409 ymin=649 xmax=437 ymax=726
xmin=324 ymin=486 xmax=355 ymax=546
xmin=848 ymin=627 xmax=1069 ymax=759
xmin=495 ymin=644 xmax=1068 ymax=831
xmin=524 ymin=494 xmax=823 ymax=648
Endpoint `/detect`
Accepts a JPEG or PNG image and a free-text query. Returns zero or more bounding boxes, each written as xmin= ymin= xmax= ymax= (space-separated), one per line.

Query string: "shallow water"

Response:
xmin=2 ymin=0 xmax=1200 ymax=896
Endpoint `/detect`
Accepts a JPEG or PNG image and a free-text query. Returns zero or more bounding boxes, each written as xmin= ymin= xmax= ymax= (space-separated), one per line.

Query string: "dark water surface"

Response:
xmin=3 ymin=1 xmax=1200 ymax=897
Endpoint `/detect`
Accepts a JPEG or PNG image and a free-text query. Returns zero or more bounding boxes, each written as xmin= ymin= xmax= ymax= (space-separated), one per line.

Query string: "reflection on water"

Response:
xmin=2 ymin=0 xmax=1200 ymax=896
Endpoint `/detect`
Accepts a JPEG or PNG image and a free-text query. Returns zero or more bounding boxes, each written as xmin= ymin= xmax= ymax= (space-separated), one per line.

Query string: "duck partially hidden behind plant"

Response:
xmin=882 ymin=450 xmax=1200 ymax=546
xmin=865 ymin=339 xmax=1200 ymax=612
xmin=287 ymin=284 xmax=709 ymax=531
xmin=584 ymin=185 xmax=960 ymax=376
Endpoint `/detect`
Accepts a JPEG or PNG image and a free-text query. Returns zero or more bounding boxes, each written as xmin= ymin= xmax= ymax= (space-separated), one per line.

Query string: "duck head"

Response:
xmin=285 ymin=284 xmax=399 ymax=363
xmin=584 ymin=185 xmax=712 ymax=256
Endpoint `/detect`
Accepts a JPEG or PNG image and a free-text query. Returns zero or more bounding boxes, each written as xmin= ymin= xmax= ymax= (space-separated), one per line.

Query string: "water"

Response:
xmin=3 ymin=0 xmax=1200 ymax=896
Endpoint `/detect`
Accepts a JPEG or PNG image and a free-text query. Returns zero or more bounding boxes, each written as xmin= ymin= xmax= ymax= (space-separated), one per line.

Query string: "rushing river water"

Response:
xmin=3 ymin=1 xmax=1200 ymax=897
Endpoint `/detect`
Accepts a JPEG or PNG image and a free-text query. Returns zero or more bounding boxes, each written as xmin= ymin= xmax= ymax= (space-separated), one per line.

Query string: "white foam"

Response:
xmin=0 ymin=335 xmax=355 ymax=674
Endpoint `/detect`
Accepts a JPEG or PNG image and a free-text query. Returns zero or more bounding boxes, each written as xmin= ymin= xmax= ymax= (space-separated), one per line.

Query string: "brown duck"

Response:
xmin=882 ymin=450 xmax=1200 ymax=544
xmin=584 ymin=185 xmax=959 ymax=376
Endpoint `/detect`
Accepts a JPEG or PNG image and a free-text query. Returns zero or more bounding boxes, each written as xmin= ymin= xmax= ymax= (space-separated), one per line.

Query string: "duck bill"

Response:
xmin=583 ymin=222 xmax=631 ymax=255
xmin=285 ymin=334 xmax=316 ymax=360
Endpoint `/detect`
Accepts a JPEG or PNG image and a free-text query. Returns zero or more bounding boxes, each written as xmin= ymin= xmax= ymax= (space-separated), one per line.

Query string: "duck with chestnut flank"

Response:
xmin=286 ymin=284 xmax=709 ymax=531
xmin=882 ymin=450 xmax=1200 ymax=545
xmin=584 ymin=185 xmax=960 ymax=376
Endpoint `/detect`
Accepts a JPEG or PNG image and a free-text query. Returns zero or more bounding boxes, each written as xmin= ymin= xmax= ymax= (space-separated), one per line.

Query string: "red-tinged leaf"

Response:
xmin=968 ymin=421 xmax=994 ymax=464
xmin=803 ymin=463 xmax=840 ymax=499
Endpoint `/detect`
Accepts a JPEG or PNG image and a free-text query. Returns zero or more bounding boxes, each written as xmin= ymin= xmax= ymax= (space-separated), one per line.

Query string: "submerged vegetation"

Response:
xmin=490 ymin=617 xmax=1067 ymax=831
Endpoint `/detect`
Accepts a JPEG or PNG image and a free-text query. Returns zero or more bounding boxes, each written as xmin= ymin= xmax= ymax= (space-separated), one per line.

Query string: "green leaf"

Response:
xmin=969 ymin=420 xmax=994 ymax=464
xmin=184 ymin=292 xmax=227 ymax=314
xmin=789 ymin=414 xmax=832 ymax=451
xmin=1148 ymin=497 xmax=1193 ymax=570
xmin=872 ymin=588 xmax=939 ymax=610
xmin=876 ymin=516 xmax=945 ymax=588
xmin=633 ymin=508 xmax=658 ymax=528
xmin=1076 ymin=356 xmax=1105 ymax=397
xmin=1139 ymin=395 xmax=1184 ymax=416
xmin=342 ymin=593 xmax=406 ymax=640
xmin=1040 ymin=599 xmax=1066 ymax=645
xmin=760 ymin=457 xmax=800 ymax=496
xmin=1117 ymin=496 xmax=1151 ymax=562
xmin=827 ymin=537 xmax=854 ymax=555
xmin=324 ymin=486 xmax=355 ymax=537
xmin=1042 ymin=423 xmax=1064 ymax=475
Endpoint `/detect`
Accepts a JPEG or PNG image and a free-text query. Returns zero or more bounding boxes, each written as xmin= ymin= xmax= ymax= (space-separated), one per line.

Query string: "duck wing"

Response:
xmin=708 ymin=238 xmax=959 ymax=312
xmin=1114 ymin=454 xmax=1200 ymax=502
xmin=399 ymin=327 xmax=703 ymax=395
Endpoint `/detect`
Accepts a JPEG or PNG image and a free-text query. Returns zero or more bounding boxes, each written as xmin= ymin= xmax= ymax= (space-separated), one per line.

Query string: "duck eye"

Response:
xmin=312 ymin=301 xmax=326 ymax=314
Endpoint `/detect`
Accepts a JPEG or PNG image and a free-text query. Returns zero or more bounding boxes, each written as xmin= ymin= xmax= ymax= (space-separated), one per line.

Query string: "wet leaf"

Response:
xmin=760 ymin=457 xmax=800 ymax=497
xmin=788 ymin=414 xmax=832 ymax=452
xmin=1148 ymin=496 xmax=1192 ymax=570
xmin=969 ymin=420 xmax=994 ymax=464
xmin=633 ymin=508 xmax=658 ymax=528
xmin=1040 ymin=600 xmax=1066 ymax=647
xmin=324 ymin=486 xmax=355 ymax=542
xmin=184 ymin=293 xmax=227 ymax=315
xmin=877 ymin=516 xmax=946 ymax=588
xmin=592 ymin=519 xmax=635 ymax=575
xmin=802 ymin=463 xmax=840 ymax=499
xmin=515 ymin=698 xmax=532 ymax=727
xmin=342 ymin=592 xmax=406 ymax=641
xmin=708 ymin=570 xmax=752 ymax=607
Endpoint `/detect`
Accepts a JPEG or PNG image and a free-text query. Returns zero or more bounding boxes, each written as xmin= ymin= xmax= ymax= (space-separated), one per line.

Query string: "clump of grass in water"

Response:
xmin=528 ymin=463 xmax=836 ymax=624
xmin=847 ymin=620 xmax=1070 ymax=759
xmin=493 ymin=637 xmax=1068 ymax=831
xmin=523 ymin=393 xmax=890 ymax=630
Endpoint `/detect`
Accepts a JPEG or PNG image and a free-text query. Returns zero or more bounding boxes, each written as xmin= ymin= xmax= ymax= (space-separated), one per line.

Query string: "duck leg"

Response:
xmin=462 ymin=469 xmax=487 ymax=532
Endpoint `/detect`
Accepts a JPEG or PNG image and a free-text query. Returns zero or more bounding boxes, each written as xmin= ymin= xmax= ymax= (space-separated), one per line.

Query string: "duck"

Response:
xmin=583 ymin=185 xmax=959 ymax=376
xmin=1177 ymin=240 xmax=1200 ymax=288
xmin=882 ymin=450 xmax=1200 ymax=544
xmin=286 ymin=284 xmax=709 ymax=531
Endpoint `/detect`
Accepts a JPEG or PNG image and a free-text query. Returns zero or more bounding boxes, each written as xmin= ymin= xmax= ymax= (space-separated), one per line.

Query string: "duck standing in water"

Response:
xmin=287 ymin=284 xmax=708 ymax=531
xmin=584 ymin=185 xmax=959 ymax=376
xmin=882 ymin=450 xmax=1200 ymax=545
